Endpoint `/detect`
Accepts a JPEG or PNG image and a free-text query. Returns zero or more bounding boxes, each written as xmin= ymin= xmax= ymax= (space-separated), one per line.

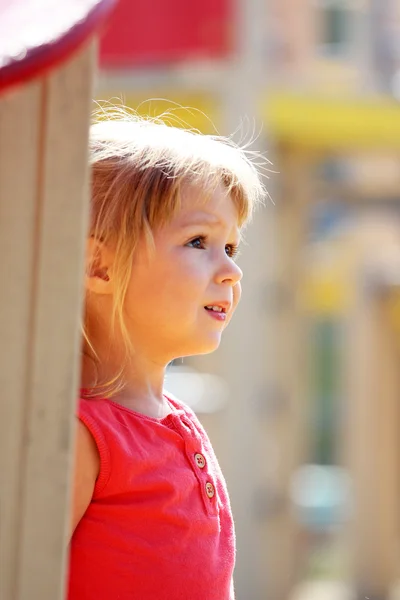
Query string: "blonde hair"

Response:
xmin=82 ymin=108 xmax=267 ymax=399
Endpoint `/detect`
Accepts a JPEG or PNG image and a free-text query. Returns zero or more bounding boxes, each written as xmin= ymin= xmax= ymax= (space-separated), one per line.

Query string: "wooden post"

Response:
xmin=342 ymin=237 xmax=400 ymax=600
xmin=0 ymin=41 xmax=95 ymax=600
xmin=264 ymin=144 xmax=313 ymax=600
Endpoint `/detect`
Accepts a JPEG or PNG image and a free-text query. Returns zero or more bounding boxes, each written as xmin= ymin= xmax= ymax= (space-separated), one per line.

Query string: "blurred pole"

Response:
xmin=268 ymin=146 xmax=313 ymax=600
xmin=356 ymin=0 xmax=395 ymax=94
xmin=354 ymin=0 xmax=375 ymax=92
xmin=369 ymin=0 xmax=396 ymax=95
xmin=342 ymin=253 xmax=400 ymax=600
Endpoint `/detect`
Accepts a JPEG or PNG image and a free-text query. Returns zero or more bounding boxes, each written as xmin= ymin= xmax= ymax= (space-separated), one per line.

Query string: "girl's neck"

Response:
xmin=81 ymin=352 xmax=171 ymax=419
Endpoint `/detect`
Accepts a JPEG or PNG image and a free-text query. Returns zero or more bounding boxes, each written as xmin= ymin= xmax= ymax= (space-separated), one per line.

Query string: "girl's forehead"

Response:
xmin=177 ymin=184 xmax=240 ymax=227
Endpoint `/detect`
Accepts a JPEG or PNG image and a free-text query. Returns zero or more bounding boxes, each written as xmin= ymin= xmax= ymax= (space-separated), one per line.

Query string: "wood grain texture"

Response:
xmin=0 ymin=79 xmax=42 ymax=600
xmin=0 ymin=40 xmax=95 ymax=600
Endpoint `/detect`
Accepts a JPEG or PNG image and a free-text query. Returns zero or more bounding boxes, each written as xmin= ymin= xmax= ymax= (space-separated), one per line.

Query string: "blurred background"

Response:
xmin=95 ymin=2 xmax=400 ymax=599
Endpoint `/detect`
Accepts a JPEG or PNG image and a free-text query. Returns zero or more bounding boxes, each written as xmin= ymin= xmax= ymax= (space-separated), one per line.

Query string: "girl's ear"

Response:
xmin=85 ymin=237 xmax=114 ymax=295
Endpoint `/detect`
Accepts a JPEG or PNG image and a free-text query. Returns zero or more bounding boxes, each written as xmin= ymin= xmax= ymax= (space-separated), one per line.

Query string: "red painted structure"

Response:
xmin=99 ymin=0 xmax=234 ymax=67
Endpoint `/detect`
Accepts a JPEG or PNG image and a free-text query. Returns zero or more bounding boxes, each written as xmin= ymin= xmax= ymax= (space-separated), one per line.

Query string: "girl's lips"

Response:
xmin=204 ymin=307 xmax=227 ymax=321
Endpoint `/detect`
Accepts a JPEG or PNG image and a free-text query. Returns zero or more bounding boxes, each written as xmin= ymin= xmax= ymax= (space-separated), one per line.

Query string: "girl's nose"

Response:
xmin=216 ymin=256 xmax=243 ymax=286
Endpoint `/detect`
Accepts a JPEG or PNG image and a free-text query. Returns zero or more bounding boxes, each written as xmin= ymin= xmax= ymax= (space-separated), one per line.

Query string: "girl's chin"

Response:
xmin=173 ymin=337 xmax=221 ymax=359
xmin=194 ymin=334 xmax=222 ymax=356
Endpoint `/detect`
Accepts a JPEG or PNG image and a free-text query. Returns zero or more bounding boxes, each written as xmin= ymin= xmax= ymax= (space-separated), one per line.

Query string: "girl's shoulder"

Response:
xmin=77 ymin=395 xmax=115 ymax=435
xmin=163 ymin=389 xmax=200 ymax=422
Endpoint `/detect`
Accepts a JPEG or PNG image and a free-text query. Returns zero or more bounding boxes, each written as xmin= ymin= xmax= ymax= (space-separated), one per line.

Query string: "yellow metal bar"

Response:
xmin=265 ymin=92 xmax=400 ymax=150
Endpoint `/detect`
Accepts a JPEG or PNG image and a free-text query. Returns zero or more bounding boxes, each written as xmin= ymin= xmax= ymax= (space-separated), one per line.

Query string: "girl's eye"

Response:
xmin=225 ymin=244 xmax=239 ymax=259
xmin=186 ymin=236 xmax=207 ymax=250
xmin=186 ymin=236 xmax=239 ymax=259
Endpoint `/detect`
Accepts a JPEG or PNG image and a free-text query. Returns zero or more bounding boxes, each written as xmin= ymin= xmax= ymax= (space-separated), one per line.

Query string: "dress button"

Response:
xmin=205 ymin=481 xmax=215 ymax=498
xmin=194 ymin=452 xmax=206 ymax=469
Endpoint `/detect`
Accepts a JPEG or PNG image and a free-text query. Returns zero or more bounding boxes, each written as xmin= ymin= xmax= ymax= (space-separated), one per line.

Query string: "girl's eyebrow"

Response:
xmin=177 ymin=211 xmax=241 ymax=240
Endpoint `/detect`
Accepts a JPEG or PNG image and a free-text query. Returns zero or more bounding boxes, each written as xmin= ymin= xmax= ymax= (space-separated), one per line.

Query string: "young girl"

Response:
xmin=68 ymin=109 xmax=265 ymax=600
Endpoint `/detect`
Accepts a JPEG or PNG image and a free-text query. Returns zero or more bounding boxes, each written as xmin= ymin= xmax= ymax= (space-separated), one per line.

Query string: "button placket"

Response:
xmin=178 ymin=413 xmax=218 ymax=514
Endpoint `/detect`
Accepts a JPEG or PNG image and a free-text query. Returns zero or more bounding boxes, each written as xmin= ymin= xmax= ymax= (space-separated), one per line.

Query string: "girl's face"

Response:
xmin=123 ymin=183 xmax=243 ymax=363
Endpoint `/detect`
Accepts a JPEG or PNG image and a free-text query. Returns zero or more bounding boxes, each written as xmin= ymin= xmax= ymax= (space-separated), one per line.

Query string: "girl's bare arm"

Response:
xmin=70 ymin=419 xmax=100 ymax=537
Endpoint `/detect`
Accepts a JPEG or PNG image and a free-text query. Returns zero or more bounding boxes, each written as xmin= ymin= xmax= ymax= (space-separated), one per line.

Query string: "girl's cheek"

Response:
xmin=232 ymin=282 xmax=241 ymax=311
